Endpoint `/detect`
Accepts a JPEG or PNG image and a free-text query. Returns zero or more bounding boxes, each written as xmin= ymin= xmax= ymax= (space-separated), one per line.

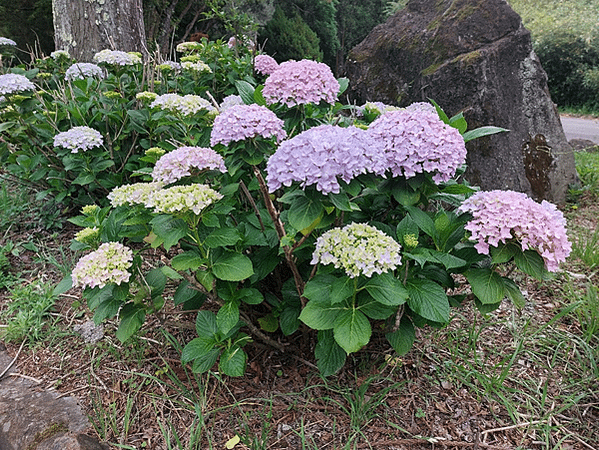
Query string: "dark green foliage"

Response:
xmin=0 ymin=0 xmax=54 ymax=59
xmin=259 ymin=6 xmax=323 ymax=62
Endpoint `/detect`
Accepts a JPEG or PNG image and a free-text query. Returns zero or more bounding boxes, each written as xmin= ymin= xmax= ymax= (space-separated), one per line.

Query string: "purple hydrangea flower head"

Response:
xmin=266 ymin=124 xmax=386 ymax=194
xmin=72 ymin=242 xmax=134 ymax=289
xmin=150 ymin=93 xmax=216 ymax=116
xmin=312 ymin=222 xmax=402 ymax=278
xmin=254 ymin=54 xmax=279 ymax=76
xmin=262 ymin=59 xmax=340 ymax=107
xmin=93 ymin=49 xmax=142 ymax=66
xmin=65 ymin=63 xmax=105 ymax=81
xmin=144 ymin=184 xmax=223 ymax=215
xmin=211 ymin=104 xmax=287 ymax=146
xmin=0 ymin=37 xmax=16 ymax=46
xmin=152 ymin=146 xmax=227 ymax=185
xmin=457 ymin=190 xmax=571 ymax=272
xmin=0 ymin=74 xmax=35 ymax=96
xmin=367 ymin=108 xmax=467 ymax=184
xmin=108 ymin=182 xmax=164 ymax=207
xmin=53 ymin=126 xmax=103 ymax=153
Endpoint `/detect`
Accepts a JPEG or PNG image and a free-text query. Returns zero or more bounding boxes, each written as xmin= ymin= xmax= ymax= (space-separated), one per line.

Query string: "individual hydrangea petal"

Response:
xmin=367 ymin=108 xmax=467 ymax=184
xmin=0 ymin=74 xmax=35 ymax=96
xmin=457 ymin=190 xmax=572 ymax=272
xmin=262 ymin=59 xmax=340 ymax=107
xmin=53 ymin=126 xmax=103 ymax=153
xmin=72 ymin=242 xmax=134 ymax=289
xmin=108 ymin=182 xmax=164 ymax=207
xmin=152 ymin=147 xmax=227 ymax=185
xmin=65 ymin=63 xmax=105 ymax=81
xmin=211 ymin=104 xmax=287 ymax=146
xmin=312 ymin=223 xmax=402 ymax=278
xmin=266 ymin=124 xmax=386 ymax=194
xmin=254 ymin=54 xmax=279 ymax=76
xmin=0 ymin=37 xmax=16 ymax=46
xmin=144 ymin=184 xmax=223 ymax=215
xmin=93 ymin=49 xmax=142 ymax=66
xmin=150 ymin=93 xmax=216 ymax=116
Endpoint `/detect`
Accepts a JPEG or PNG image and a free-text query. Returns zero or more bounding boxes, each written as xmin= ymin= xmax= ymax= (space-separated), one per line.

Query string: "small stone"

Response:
xmin=73 ymin=320 xmax=104 ymax=344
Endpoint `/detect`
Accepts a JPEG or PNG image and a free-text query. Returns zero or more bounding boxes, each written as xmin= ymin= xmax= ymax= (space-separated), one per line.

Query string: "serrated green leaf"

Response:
xmin=406 ymin=279 xmax=450 ymax=323
xmin=302 ymin=274 xmax=335 ymax=302
xmin=357 ymin=293 xmax=396 ymax=319
xmin=93 ymin=297 xmax=122 ymax=324
xmin=363 ymin=272 xmax=408 ymax=306
xmin=172 ymin=251 xmax=206 ymax=271
xmin=502 ymin=277 xmax=526 ymax=308
xmin=145 ymin=267 xmax=167 ymax=296
xmin=287 ymin=195 xmax=323 ymax=232
xmin=279 ymin=306 xmax=301 ymax=335
xmin=191 ymin=348 xmax=220 ymax=373
xmin=514 ymin=249 xmax=548 ymax=280
xmin=219 ymin=346 xmax=247 ymax=377
xmin=195 ymin=310 xmax=218 ymax=337
xmin=315 ymin=330 xmax=347 ymax=377
xmin=211 ymin=251 xmax=253 ymax=281
xmin=116 ymin=304 xmax=146 ymax=343
xmin=204 ymin=228 xmax=242 ymax=248
xmin=405 ymin=206 xmax=437 ymax=239
xmin=490 ymin=243 xmax=519 ymax=264
xmin=462 ymin=126 xmax=509 ymax=143
xmin=330 ymin=276 xmax=354 ymax=304
xmin=236 ymin=80 xmax=255 ymax=105
xmin=328 ymin=192 xmax=354 ymax=211
xmin=465 ymin=268 xmax=506 ymax=304
xmin=333 ymin=308 xmax=371 ymax=354
xmin=217 ymin=300 xmax=240 ymax=335
xmin=257 ymin=313 xmax=279 ymax=332
xmin=386 ymin=317 xmax=415 ymax=356
xmin=181 ymin=336 xmax=217 ymax=364
xmin=298 ymin=298 xmax=344 ymax=330
xmin=173 ymin=280 xmax=205 ymax=306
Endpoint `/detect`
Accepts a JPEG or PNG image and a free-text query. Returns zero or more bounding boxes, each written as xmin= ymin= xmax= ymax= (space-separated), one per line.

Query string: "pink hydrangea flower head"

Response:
xmin=210 ymin=104 xmax=287 ymax=146
xmin=72 ymin=242 xmax=134 ymax=289
xmin=262 ymin=59 xmax=340 ymax=107
xmin=367 ymin=108 xmax=467 ymax=184
xmin=152 ymin=146 xmax=227 ymax=185
xmin=457 ymin=190 xmax=572 ymax=272
xmin=266 ymin=124 xmax=386 ymax=194
xmin=254 ymin=54 xmax=279 ymax=76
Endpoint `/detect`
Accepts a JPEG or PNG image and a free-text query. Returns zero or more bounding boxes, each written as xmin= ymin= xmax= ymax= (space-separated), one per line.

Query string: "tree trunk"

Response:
xmin=52 ymin=0 xmax=147 ymax=62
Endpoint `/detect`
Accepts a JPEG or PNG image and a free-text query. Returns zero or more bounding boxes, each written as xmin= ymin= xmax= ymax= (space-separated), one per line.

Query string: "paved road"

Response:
xmin=560 ymin=115 xmax=599 ymax=143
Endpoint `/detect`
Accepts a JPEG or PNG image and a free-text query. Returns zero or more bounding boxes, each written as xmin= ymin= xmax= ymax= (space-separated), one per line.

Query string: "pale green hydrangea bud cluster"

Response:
xmin=176 ymin=41 xmax=202 ymax=53
xmin=136 ymin=91 xmax=158 ymax=102
xmin=75 ymin=227 xmax=100 ymax=244
xmin=181 ymin=60 xmax=212 ymax=74
xmin=108 ymin=182 xmax=164 ymax=207
xmin=311 ymin=223 xmax=402 ymax=278
xmin=72 ymin=242 xmax=133 ymax=289
xmin=145 ymin=184 xmax=223 ymax=215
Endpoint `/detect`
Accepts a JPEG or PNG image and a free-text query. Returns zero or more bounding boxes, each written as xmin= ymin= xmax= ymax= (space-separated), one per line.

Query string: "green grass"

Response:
xmin=574 ymin=150 xmax=599 ymax=197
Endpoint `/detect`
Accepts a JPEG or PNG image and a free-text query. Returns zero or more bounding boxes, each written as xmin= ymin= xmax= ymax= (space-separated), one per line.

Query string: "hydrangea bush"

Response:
xmin=2 ymin=39 xmax=572 ymax=378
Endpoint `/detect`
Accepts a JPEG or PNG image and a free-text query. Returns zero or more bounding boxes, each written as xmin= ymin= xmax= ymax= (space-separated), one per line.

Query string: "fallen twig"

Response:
xmin=0 ymin=339 xmax=26 ymax=380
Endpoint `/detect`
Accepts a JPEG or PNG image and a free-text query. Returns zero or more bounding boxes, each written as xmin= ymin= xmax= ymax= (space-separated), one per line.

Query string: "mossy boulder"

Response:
xmin=345 ymin=0 xmax=577 ymax=203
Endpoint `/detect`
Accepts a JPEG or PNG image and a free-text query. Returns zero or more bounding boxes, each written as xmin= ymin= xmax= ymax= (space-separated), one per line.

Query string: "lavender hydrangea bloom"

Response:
xmin=0 ymin=74 xmax=35 ymax=96
xmin=211 ymin=104 xmax=287 ymax=146
xmin=108 ymin=182 xmax=164 ymax=207
xmin=262 ymin=59 xmax=340 ymax=107
xmin=266 ymin=124 xmax=386 ymax=194
xmin=150 ymin=93 xmax=216 ymax=116
xmin=0 ymin=37 xmax=16 ymax=46
xmin=53 ymin=126 xmax=103 ymax=153
xmin=457 ymin=190 xmax=572 ymax=272
xmin=312 ymin=223 xmax=402 ymax=278
xmin=65 ymin=63 xmax=105 ymax=81
xmin=152 ymin=147 xmax=227 ymax=185
xmin=219 ymin=94 xmax=244 ymax=112
xmin=93 ymin=49 xmax=142 ymax=66
xmin=144 ymin=184 xmax=223 ymax=215
xmin=254 ymin=54 xmax=279 ymax=76
xmin=367 ymin=109 xmax=467 ymax=184
xmin=72 ymin=242 xmax=133 ymax=289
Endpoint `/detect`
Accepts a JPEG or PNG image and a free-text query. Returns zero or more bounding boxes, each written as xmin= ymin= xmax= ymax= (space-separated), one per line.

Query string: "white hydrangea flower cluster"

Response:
xmin=145 ymin=184 xmax=223 ymax=215
xmin=53 ymin=126 xmax=104 ymax=153
xmin=50 ymin=50 xmax=70 ymax=60
xmin=312 ymin=223 xmax=403 ymax=278
xmin=0 ymin=37 xmax=16 ymax=46
xmin=181 ymin=60 xmax=212 ymax=74
xmin=150 ymin=93 xmax=216 ymax=116
xmin=108 ymin=182 xmax=164 ymax=207
xmin=72 ymin=242 xmax=134 ymax=289
xmin=0 ymin=74 xmax=35 ymax=96
xmin=219 ymin=94 xmax=244 ymax=112
xmin=176 ymin=41 xmax=203 ymax=53
xmin=157 ymin=61 xmax=181 ymax=72
xmin=65 ymin=63 xmax=105 ymax=81
xmin=93 ymin=49 xmax=142 ymax=66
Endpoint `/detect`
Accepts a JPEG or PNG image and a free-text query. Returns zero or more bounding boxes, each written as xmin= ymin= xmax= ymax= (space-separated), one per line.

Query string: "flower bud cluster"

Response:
xmin=458 ymin=190 xmax=571 ymax=272
xmin=152 ymin=146 xmax=227 ymax=185
xmin=145 ymin=184 xmax=223 ymax=215
xmin=312 ymin=223 xmax=402 ymax=278
xmin=262 ymin=59 xmax=340 ymax=107
xmin=211 ymin=104 xmax=287 ymax=146
xmin=65 ymin=63 xmax=104 ymax=81
xmin=0 ymin=73 xmax=35 ymax=96
xmin=53 ymin=126 xmax=103 ymax=153
xmin=181 ymin=60 xmax=212 ymax=74
xmin=150 ymin=93 xmax=216 ymax=116
xmin=72 ymin=242 xmax=133 ymax=289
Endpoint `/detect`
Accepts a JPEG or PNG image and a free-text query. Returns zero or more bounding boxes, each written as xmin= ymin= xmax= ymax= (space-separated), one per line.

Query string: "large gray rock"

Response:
xmin=0 ymin=346 xmax=108 ymax=450
xmin=345 ymin=0 xmax=578 ymax=203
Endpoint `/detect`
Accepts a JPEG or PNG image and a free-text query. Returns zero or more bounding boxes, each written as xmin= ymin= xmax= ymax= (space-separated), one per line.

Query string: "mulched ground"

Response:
xmin=0 ymin=199 xmax=597 ymax=450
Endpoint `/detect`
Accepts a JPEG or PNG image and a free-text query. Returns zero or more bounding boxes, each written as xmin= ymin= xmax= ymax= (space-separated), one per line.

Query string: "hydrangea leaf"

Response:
xmin=279 ymin=305 xmax=301 ymax=336
xmin=116 ymin=303 xmax=146 ymax=343
xmin=288 ymin=195 xmax=324 ymax=232
xmin=298 ymin=298 xmax=345 ymax=330
xmin=386 ymin=317 xmax=416 ymax=356
xmin=195 ymin=310 xmax=219 ymax=337
xmin=219 ymin=346 xmax=247 ymax=377
xmin=211 ymin=251 xmax=254 ymax=281
xmin=315 ymin=330 xmax=347 ymax=377
xmin=465 ymin=268 xmax=506 ymax=305
xmin=302 ymin=274 xmax=335 ymax=302
xmin=181 ymin=336 xmax=217 ymax=364
xmin=204 ymin=228 xmax=242 ymax=248
xmin=502 ymin=277 xmax=526 ymax=309
xmin=406 ymin=279 xmax=450 ymax=323
xmin=216 ymin=300 xmax=240 ymax=335
xmin=191 ymin=348 xmax=220 ymax=373
xmin=364 ymin=272 xmax=408 ymax=306
xmin=514 ymin=249 xmax=548 ymax=280
xmin=490 ymin=243 xmax=520 ymax=264
xmin=462 ymin=126 xmax=509 ymax=143
xmin=330 ymin=276 xmax=354 ymax=305
xmin=333 ymin=308 xmax=371 ymax=354
xmin=357 ymin=292 xmax=396 ymax=320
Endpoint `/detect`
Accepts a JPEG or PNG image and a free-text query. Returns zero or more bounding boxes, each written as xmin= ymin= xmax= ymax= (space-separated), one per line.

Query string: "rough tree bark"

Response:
xmin=52 ymin=0 xmax=147 ymax=62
